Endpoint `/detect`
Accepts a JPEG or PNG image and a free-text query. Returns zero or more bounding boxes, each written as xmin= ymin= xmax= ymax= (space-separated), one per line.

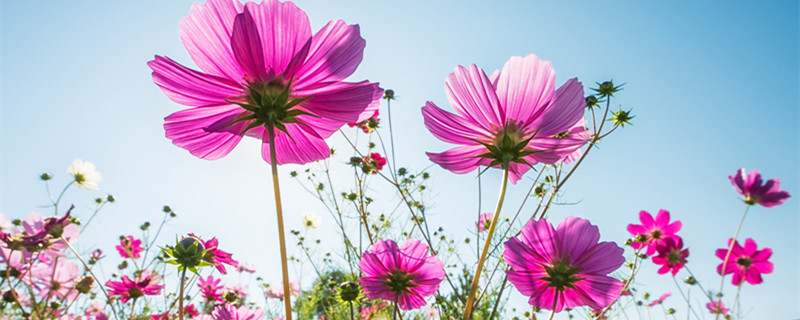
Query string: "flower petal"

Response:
xmin=556 ymin=217 xmax=600 ymax=259
xmin=422 ymin=101 xmax=491 ymax=145
xmin=445 ymin=64 xmax=504 ymax=131
xmin=495 ymin=54 xmax=555 ymax=128
xmin=148 ymin=56 xmax=243 ymax=107
xmin=426 ymin=145 xmax=488 ymax=175
xmin=244 ymin=0 xmax=312 ymax=75
xmin=294 ymin=80 xmax=381 ymax=123
xmin=179 ymin=0 xmax=245 ymax=81
xmin=164 ymin=105 xmax=247 ymax=160
xmin=294 ymin=20 xmax=365 ymax=86
xmin=259 ymin=123 xmax=331 ymax=165
xmin=230 ymin=9 xmax=269 ymax=81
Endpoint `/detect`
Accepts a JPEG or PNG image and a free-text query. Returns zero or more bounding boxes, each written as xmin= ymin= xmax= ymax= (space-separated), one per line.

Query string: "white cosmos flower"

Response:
xmin=67 ymin=159 xmax=102 ymax=190
xmin=302 ymin=211 xmax=321 ymax=230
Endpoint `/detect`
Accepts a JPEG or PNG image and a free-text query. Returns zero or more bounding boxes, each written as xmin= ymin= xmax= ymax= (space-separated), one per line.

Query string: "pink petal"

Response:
xmin=527 ymin=78 xmax=584 ymax=136
xmin=294 ymin=80 xmax=381 ymax=123
xmin=743 ymin=238 xmax=757 ymax=255
xmin=752 ymin=260 xmax=774 ymax=274
xmin=518 ymin=218 xmax=558 ymax=264
xmin=556 ymin=217 xmax=600 ymax=259
xmin=503 ymin=238 xmax=540 ymax=271
xmin=243 ymin=0 xmax=311 ymax=75
xmin=570 ymin=275 xmax=623 ymax=310
xmin=506 ymin=270 xmax=547 ymax=297
xmin=399 ymin=239 xmax=428 ymax=271
xmin=293 ymin=20 xmax=365 ymax=86
xmin=638 ymin=211 xmax=655 ymax=228
xmin=230 ymin=9 xmax=268 ymax=81
xmin=507 ymin=161 xmax=534 ymax=185
xmin=148 ymin=56 xmax=243 ymax=107
xmin=654 ymin=209 xmax=670 ymax=227
xmin=397 ymin=291 xmax=426 ymax=310
xmin=259 ymin=123 xmax=331 ymax=165
xmin=751 ymin=247 xmax=773 ymax=262
xmin=179 ymin=0 xmax=245 ymax=81
xmin=422 ymin=101 xmax=491 ymax=145
xmin=494 ymin=54 xmax=555 ymax=128
xmin=627 ymin=224 xmax=647 ymax=236
xmin=426 ymin=145 xmax=487 ymax=175
xmin=164 ymin=105 xmax=247 ymax=160
xmin=445 ymin=64 xmax=504 ymax=131
xmin=576 ymin=241 xmax=625 ymax=275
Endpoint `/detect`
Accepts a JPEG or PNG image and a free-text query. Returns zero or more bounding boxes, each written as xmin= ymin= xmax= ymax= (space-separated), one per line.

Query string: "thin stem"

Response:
xmin=487 ymin=275 xmax=508 ymax=320
xmin=60 ymin=236 xmax=120 ymax=320
xmin=393 ymin=297 xmax=399 ymax=320
xmin=546 ymin=293 xmax=559 ymax=320
xmin=267 ymin=126 xmax=294 ymax=320
xmin=386 ymin=98 xmax=397 ymax=180
xmin=597 ymin=249 xmax=643 ymax=319
xmin=349 ymin=301 xmax=354 ymax=320
xmin=463 ymin=169 xmax=509 ymax=320
xmin=130 ymin=298 xmax=137 ymax=320
xmin=732 ymin=283 xmax=743 ymax=319
xmin=178 ymin=267 xmax=187 ymax=320
xmin=53 ymin=181 xmax=73 ymax=214
xmin=4 ymin=259 xmax=27 ymax=316
xmin=671 ymin=276 xmax=700 ymax=320
xmin=714 ymin=205 xmax=750 ymax=320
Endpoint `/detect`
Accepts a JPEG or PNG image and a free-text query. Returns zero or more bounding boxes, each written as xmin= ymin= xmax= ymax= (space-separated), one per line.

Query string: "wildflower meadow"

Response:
xmin=1 ymin=1 xmax=797 ymax=320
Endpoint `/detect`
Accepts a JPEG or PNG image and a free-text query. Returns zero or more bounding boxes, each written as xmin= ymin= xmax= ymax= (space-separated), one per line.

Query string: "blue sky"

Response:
xmin=2 ymin=1 xmax=797 ymax=319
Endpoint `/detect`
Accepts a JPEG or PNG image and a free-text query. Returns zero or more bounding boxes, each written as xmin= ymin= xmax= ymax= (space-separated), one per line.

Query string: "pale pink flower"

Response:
xmin=115 ymin=235 xmax=144 ymax=259
xmin=729 ymin=168 xmax=790 ymax=207
xmin=264 ymin=281 xmax=300 ymax=299
xmin=360 ymin=239 xmax=444 ymax=310
xmin=223 ymin=283 xmax=249 ymax=299
xmin=647 ymin=292 xmax=671 ymax=307
xmin=477 ymin=213 xmax=492 ymax=233
xmin=626 ymin=209 xmax=682 ymax=256
xmin=716 ymin=238 xmax=773 ymax=285
xmin=706 ymin=301 xmax=729 ymax=315
xmin=652 ymin=237 xmax=689 ymax=276
xmin=422 ymin=54 xmax=589 ymax=183
xmin=148 ymin=0 xmax=382 ymax=165
xmin=235 ymin=261 xmax=256 ymax=273
xmin=84 ymin=300 xmax=106 ymax=319
xmin=503 ymin=217 xmax=625 ymax=312
xmin=31 ymin=259 xmax=81 ymax=301
xmin=212 ymin=304 xmax=264 ymax=320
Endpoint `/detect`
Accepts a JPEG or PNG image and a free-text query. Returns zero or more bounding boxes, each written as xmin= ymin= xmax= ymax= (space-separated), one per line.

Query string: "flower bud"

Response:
xmin=339 ymin=281 xmax=360 ymax=302
xmin=106 ymin=195 xmax=115 ymax=203
xmin=180 ymin=236 xmax=205 ymax=252
xmin=383 ymin=89 xmax=395 ymax=100
xmin=40 ymin=173 xmax=53 ymax=181
xmin=585 ymin=95 xmax=599 ymax=108
xmin=163 ymin=205 xmax=172 ymax=213
xmin=667 ymin=308 xmax=676 ymax=315
xmin=684 ymin=276 xmax=697 ymax=285
xmin=75 ymin=276 xmax=95 ymax=294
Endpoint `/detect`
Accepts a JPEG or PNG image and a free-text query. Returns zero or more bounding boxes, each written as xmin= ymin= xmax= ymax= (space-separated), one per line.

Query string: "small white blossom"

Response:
xmin=67 ymin=159 xmax=102 ymax=190
xmin=302 ymin=211 xmax=321 ymax=230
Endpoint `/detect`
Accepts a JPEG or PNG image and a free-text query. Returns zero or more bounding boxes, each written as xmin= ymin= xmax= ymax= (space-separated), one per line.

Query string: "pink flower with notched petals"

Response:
xmin=477 ymin=213 xmax=492 ymax=233
xmin=198 ymin=275 xmax=224 ymax=302
xmin=148 ymin=0 xmax=382 ymax=165
xmin=212 ymin=304 xmax=264 ymax=320
xmin=652 ymin=237 xmax=689 ymax=276
xmin=647 ymin=292 xmax=671 ymax=307
xmin=627 ymin=209 xmax=682 ymax=256
xmin=30 ymin=259 xmax=81 ymax=302
xmin=706 ymin=301 xmax=729 ymax=315
xmin=360 ymin=239 xmax=444 ymax=310
xmin=191 ymin=235 xmax=238 ymax=274
xmin=729 ymin=168 xmax=790 ymax=208
xmin=106 ymin=271 xmax=164 ymax=303
xmin=115 ymin=235 xmax=144 ymax=259
xmin=716 ymin=238 xmax=773 ymax=285
xmin=504 ymin=217 xmax=625 ymax=312
xmin=422 ymin=54 xmax=590 ymax=184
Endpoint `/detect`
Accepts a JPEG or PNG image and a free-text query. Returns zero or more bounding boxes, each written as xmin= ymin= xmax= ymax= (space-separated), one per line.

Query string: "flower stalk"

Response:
xmin=268 ymin=125 xmax=294 ymax=320
xmin=715 ymin=205 xmax=750 ymax=320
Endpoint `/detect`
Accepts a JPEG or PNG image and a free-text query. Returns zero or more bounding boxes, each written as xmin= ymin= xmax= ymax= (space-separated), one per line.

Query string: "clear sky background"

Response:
xmin=2 ymin=1 xmax=797 ymax=319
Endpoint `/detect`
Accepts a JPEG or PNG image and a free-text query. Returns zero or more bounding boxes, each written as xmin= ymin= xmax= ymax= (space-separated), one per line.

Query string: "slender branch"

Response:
xmin=60 ymin=236 xmax=120 ymax=320
xmin=714 ymin=205 xmax=750 ymax=320
xmin=267 ymin=126 xmax=294 ymax=320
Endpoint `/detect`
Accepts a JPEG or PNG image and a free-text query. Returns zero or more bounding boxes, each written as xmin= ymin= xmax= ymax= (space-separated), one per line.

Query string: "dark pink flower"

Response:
xmin=115 ymin=235 xmax=144 ymax=259
xmin=359 ymin=239 xmax=444 ymax=310
xmin=729 ymin=168 xmax=790 ymax=207
xmin=716 ymin=238 xmax=773 ymax=285
xmin=503 ymin=217 xmax=625 ymax=312
xmin=477 ymin=213 xmax=492 ymax=233
xmin=348 ymin=110 xmax=380 ymax=133
xmin=150 ymin=312 xmax=170 ymax=320
xmin=198 ymin=275 xmax=223 ymax=302
xmin=361 ymin=152 xmax=387 ymax=174
xmin=148 ymin=0 xmax=382 ymax=165
xmin=192 ymin=235 xmax=237 ymax=274
xmin=422 ymin=54 xmax=589 ymax=184
xmin=652 ymin=237 xmax=689 ymax=276
xmin=106 ymin=271 xmax=164 ymax=303
xmin=647 ymin=291 xmax=671 ymax=307
xmin=626 ymin=209 xmax=682 ymax=256
xmin=212 ymin=304 xmax=264 ymax=320
xmin=706 ymin=301 xmax=729 ymax=315
xmin=185 ymin=304 xmax=199 ymax=318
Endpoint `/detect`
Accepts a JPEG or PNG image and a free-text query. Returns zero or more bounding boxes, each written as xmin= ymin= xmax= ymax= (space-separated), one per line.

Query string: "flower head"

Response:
xmin=198 ymin=275 xmax=223 ymax=302
xmin=652 ymin=237 xmax=689 ymax=276
xmin=193 ymin=235 xmax=238 ymax=274
xmin=503 ymin=217 xmax=625 ymax=312
xmin=106 ymin=271 xmax=164 ymax=303
xmin=115 ymin=235 xmax=144 ymax=259
xmin=647 ymin=292 xmax=671 ymax=307
xmin=706 ymin=301 xmax=729 ymax=315
xmin=361 ymin=153 xmax=387 ymax=174
xmin=359 ymin=239 xmax=444 ymax=310
xmin=31 ymin=259 xmax=81 ymax=302
xmin=212 ymin=304 xmax=264 ymax=320
xmin=422 ymin=54 xmax=589 ymax=184
xmin=349 ymin=110 xmax=380 ymax=133
xmin=68 ymin=159 xmax=102 ymax=190
xmin=302 ymin=211 xmax=321 ymax=230
xmin=626 ymin=209 xmax=682 ymax=256
xmin=729 ymin=168 xmax=790 ymax=207
xmin=264 ymin=281 xmax=300 ymax=299
xmin=148 ymin=0 xmax=382 ymax=165
xmin=716 ymin=238 xmax=773 ymax=285
xmin=477 ymin=213 xmax=493 ymax=233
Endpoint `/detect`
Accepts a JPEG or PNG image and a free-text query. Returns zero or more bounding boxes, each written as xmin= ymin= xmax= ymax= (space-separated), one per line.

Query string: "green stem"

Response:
xmin=546 ymin=292 xmax=559 ymax=320
xmin=178 ymin=267 xmax=187 ymax=320
xmin=267 ymin=126 xmax=293 ymax=320
xmin=462 ymin=168 xmax=509 ymax=320
xmin=715 ymin=205 xmax=750 ymax=320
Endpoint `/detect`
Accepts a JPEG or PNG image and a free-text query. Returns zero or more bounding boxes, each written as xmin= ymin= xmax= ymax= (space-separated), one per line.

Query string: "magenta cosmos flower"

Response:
xmin=106 ymin=271 xmax=164 ymax=303
xmin=503 ymin=217 xmax=625 ymax=312
xmin=626 ymin=209 xmax=682 ymax=256
xmin=212 ymin=304 xmax=264 ymax=320
xmin=191 ymin=233 xmax=238 ymax=274
xmin=729 ymin=168 xmax=790 ymax=208
xmin=115 ymin=235 xmax=144 ymax=259
xmin=422 ymin=54 xmax=589 ymax=183
xmin=198 ymin=275 xmax=224 ymax=302
xmin=359 ymin=239 xmax=445 ymax=310
xmin=652 ymin=237 xmax=689 ymax=276
xmin=716 ymin=238 xmax=773 ymax=285
xmin=646 ymin=291 xmax=671 ymax=307
xmin=706 ymin=301 xmax=729 ymax=315
xmin=477 ymin=213 xmax=492 ymax=233
xmin=148 ymin=0 xmax=382 ymax=164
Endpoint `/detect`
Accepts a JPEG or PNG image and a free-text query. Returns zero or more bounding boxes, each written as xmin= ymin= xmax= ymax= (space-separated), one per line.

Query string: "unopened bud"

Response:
xmin=75 ymin=276 xmax=95 ymax=294
xmin=339 ymin=281 xmax=360 ymax=302
xmin=40 ymin=173 xmax=52 ymax=181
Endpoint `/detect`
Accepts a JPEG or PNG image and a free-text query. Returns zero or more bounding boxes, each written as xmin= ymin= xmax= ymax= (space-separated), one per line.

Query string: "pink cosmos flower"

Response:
xmin=706 ymin=301 xmax=729 ymax=315
xmin=362 ymin=152 xmax=387 ymax=174
xmin=647 ymin=292 xmax=671 ymax=307
xmin=115 ymin=235 xmax=144 ymax=259
xmin=84 ymin=300 xmax=106 ymax=320
xmin=359 ymin=239 xmax=445 ymax=310
xmin=151 ymin=312 xmax=170 ymax=320
xmin=224 ymin=283 xmax=249 ymax=299
xmin=212 ymin=304 xmax=265 ymax=320
xmin=348 ymin=110 xmax=380 ymax=133
xmin=265 ymin=280 xmax=301 ymax=299
xmin=185 ymin=304 xmax=200 ymax=318
xmin=235 ymin=261 xmax=256 ymax=273
xmin=192 ymin=234 xmax=238 ymax=274
xmin=148 ymin=0 xmax=382 ymax=165
xmin=106 ymin=271 xmax=164 ymax=303
xmin=31 ymin=259 xmax=81 ymax=301
xmin=503 ymin=217 xmax=625 ymax=312
xmin=422 ymin=54 xmax=589 ymax=184
xmin=477 ymin=213 xmax=493 ymax=233
xmin=198 ymin=275 xmax=224 ymax=302
xmin=729 ymin=168 xmax=790 ymax=207
xmin=716 ymin=238 xmax=773 ymax=285
xmin=626 ymin=209 xmax=682 ymax=256
xmin=652 ymin=237 xmax=689 ymax=276
xmin=360 ymin=302 xmax=387 ymax=320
